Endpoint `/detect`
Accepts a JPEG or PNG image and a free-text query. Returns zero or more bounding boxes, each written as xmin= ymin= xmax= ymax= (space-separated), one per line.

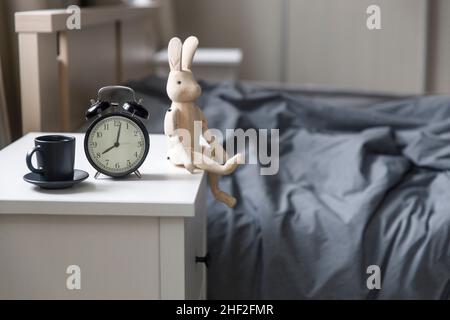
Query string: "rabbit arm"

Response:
xmin=165 ymin=108 xmax=195 ymax=172
xmin=197 ymin=108 xmax=214 ymax=143
xmin=164 ymin=106 xmax=179 ymax=137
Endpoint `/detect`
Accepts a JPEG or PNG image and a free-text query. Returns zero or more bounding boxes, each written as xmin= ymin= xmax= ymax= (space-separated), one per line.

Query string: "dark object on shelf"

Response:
xmin=24 ymin=169 xmax=89 ymax=189
xmin=85 ymin=100 xmax=110 ymax=119
xmin=26 ymin=135 xmax=75 ymax=181
xmin=123 ymin=101 xmax=149 ymax=119
xmin=84 ymin=86 xmax=150 ymax=178
xmin=196 ymin=253 xmax=210 ymax=268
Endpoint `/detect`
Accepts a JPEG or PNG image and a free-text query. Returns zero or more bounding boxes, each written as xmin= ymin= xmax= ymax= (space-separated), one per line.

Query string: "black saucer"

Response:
xmin=23 ymin=169 xmax=89 ymax=189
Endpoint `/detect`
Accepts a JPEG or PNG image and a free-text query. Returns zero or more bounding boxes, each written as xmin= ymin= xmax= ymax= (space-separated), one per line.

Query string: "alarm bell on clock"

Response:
xmin=84 ymin=86 xmax=150 ymax=179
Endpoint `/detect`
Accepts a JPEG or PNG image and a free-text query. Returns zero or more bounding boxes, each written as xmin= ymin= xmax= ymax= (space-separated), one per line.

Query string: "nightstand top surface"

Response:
xmin=0 ymin=133 xmax=205 ymax=217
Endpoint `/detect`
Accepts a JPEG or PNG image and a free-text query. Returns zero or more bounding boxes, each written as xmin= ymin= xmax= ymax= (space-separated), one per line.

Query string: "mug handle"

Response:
xmin=26 ymin=146 xmax=44 ymax=174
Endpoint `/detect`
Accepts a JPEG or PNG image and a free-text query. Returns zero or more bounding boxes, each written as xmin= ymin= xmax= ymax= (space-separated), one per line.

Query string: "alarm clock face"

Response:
xmin=85 ymin=114 xmax=149 ymax=177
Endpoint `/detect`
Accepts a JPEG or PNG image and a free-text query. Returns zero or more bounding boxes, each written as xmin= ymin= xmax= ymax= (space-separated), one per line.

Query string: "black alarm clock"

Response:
xmin=84 ymin=86 xmax=150 ymax=179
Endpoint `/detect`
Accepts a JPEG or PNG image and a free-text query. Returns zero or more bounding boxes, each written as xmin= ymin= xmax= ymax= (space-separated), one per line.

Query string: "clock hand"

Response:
xmin=100 ymin=122 xmax=122 ymax=155
xmin=116 ymin=122 xmax=122 ymax=145
xmin=102 ymin=145 xmax=116 ymax=154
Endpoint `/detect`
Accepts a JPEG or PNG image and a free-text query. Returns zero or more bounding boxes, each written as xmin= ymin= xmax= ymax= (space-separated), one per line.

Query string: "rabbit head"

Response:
xmin=166 ymin=36 xmax=202 ymax=103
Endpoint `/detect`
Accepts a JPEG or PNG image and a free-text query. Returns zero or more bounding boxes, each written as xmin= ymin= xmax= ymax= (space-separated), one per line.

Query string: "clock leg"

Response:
xmin=95 ymin=172 xmax=101 ymax=179
xmin=134 ymin=170 xmax=142 ymax=179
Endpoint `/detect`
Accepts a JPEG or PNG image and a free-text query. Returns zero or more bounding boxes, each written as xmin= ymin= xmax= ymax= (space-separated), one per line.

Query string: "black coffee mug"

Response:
xmin=26 ymin=135 xmax=75 ymax=181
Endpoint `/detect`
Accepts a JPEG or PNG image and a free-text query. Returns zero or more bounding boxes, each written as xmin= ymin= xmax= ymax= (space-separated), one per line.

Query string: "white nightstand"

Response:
xmin=0 ymin=133 xmax=207 ymax=300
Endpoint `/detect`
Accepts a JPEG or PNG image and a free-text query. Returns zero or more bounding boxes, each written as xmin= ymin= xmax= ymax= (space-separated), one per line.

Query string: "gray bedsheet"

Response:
xmin=127 ymin=76 xmax=450 ymax=300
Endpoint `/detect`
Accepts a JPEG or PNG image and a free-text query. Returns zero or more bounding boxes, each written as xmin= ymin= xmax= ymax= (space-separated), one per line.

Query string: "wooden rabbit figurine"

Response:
xmin=164 ymin=36 xmax=243 ymax=208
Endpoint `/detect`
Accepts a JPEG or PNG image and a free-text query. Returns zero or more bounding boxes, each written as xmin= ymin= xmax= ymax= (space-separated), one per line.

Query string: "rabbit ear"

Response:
xmin=182 ymin=36 xmax=199 ymax=71
xmin=168 ymin=37 xmax=182 ymax=71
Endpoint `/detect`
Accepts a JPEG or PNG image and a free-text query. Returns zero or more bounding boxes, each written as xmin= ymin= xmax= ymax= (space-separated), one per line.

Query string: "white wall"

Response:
xmin=174 ymin=0 xmax=283 ymax=82
xmin=174 ymin=0 xmax=432 ymax=94
xmin=286 ymin=0 xmax=428 ymax=94
xmin=427 ymin=0 xmax=450 ymax=94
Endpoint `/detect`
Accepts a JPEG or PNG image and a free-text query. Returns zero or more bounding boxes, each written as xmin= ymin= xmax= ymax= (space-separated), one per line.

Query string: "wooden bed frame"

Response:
xmin=15 ymin=4 xmax=161 ymax=134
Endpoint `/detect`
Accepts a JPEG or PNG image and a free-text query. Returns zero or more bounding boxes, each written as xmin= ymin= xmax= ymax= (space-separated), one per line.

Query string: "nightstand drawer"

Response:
xmin=0 ymin=212 xmax=208 ymax=299
xmin=0 ymin=215 xmax=161 ymax=299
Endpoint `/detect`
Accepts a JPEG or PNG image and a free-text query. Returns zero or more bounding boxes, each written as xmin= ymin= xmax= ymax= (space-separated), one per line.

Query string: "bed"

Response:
xmin=15 ymin=5 xmax=450 ymax=299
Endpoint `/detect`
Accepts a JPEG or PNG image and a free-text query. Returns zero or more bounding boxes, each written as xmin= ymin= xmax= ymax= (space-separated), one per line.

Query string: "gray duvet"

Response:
xmin=128 ymin=77 xmax=450 ymax=300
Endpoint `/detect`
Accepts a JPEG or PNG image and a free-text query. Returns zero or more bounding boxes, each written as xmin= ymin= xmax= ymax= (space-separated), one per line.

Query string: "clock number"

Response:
xmin=96 ymin=132 xmax=102 ymax=138
xmin=134 ymin=130 xmax=139 ymax=137
xmin=126 ymin=123 xmax=129 ymax=130
xmin=115 ymin=162 xmax=120 ymax=169
xmin=138 ymin=140 xmax=144 ymax=147
xmin=96 ymin=152 xmax=101 ymax=159
xmin=127 ymin=160 xmax=131 ymax=166
xmin=104 ymin=123 xmax=109 ymax=130
xmin=114 ymin=120 xmax=121 ymax=127
xmin=134 ymin=151 xmax=138 ymax=158
xmin=105 ymin=159 xmax=109 ymax=166
xmin=90 ymin=141 xmax=97 ymax=148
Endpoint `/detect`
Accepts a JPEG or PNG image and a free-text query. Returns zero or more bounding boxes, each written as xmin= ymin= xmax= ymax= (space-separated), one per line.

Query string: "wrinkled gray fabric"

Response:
xmin=127 ymin=76 xmax=450 ymax=300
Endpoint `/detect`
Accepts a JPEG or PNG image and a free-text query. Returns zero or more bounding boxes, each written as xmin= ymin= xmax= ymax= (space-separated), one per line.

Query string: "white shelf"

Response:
xmin=153 ymin=48 xmax=243 ymax=67
xmin=0 ymin=133 xmax=205 ymax=217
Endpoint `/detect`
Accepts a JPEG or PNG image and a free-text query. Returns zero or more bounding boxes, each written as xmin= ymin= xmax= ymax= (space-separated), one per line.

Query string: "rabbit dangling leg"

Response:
xmin=193 ymin=152 xmax=243 ymax=175
xmin=208 ymin=173 xmax=237 ymax=208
